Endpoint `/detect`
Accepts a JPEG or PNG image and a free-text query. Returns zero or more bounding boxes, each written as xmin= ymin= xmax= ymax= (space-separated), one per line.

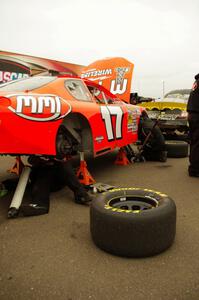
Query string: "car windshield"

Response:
xmin=165 ymin=93 xmax=190 ymax=101
xmin=164 ymin=89 xmax=191 ymax=102
xmin=0 ymin=76 xmax=55 ymax=91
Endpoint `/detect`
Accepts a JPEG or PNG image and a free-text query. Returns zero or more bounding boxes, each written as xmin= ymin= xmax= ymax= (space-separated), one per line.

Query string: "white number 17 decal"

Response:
xmin=100 ymin=106 xmax=123 ymax=141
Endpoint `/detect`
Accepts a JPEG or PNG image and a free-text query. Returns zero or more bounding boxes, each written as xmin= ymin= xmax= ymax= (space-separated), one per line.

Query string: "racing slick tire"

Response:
xmin=90 ymin=188 xmax=176 ymax=257
xmin=165 ymin=140 xmax=189 ymax=158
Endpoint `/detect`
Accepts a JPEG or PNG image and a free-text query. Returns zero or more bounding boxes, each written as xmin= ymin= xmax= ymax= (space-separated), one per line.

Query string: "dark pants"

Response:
xmin=139 ymin=119 xmax=166 ymax=162
xmin=188 ymin=113 xmax=199 ymax=173
xmin=30 ymin=160 xmax=87 ymax=207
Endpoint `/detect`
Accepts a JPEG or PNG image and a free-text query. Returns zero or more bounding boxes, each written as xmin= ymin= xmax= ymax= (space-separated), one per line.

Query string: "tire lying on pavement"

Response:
xmin=90 ymin=188 xmax=176 ymax=257
xmin=165 ymin=140 xmax=189 ymax=158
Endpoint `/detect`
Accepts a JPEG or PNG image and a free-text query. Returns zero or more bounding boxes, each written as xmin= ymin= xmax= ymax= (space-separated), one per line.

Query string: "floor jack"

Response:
xmin=7 ymin=156 xmax=31 ymax=218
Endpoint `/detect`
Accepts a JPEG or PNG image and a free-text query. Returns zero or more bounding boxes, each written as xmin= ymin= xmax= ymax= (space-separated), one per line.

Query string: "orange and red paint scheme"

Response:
xmin=0 ymin=75 xmax=146 ymax=158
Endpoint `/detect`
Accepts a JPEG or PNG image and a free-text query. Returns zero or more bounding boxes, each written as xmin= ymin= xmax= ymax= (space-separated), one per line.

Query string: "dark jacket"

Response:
xmin=187 ymin=77 xmax=199 ymax=113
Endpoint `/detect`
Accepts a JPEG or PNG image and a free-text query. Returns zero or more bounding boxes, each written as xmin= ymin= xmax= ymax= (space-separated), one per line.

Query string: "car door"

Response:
xmin=62 ymin=78 xmax=137 ymax=157
xmin=87 ymin=84 xmax=136 ymax=154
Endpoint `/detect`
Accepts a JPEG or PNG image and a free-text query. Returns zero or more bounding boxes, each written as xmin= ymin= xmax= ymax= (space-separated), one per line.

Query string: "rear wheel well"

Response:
xmin=55 ymin=113 xmax=93 ymax=158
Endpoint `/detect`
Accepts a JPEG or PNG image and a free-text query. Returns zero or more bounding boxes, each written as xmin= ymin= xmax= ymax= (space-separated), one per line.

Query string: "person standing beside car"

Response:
xmin=187 ymin=73 xmax=199 ymax=177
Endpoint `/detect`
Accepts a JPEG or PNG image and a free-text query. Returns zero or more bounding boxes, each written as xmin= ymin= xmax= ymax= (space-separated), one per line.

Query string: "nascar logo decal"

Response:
xmin=8 ymin=94 xmax=71 ymax=121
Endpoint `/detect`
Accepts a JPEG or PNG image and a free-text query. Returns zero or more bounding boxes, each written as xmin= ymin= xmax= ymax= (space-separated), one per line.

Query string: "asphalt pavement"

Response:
xmin=0 ymin=152 xmax=199 ymax=300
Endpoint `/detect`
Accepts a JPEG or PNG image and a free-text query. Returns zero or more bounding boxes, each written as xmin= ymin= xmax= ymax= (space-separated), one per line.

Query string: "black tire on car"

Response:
xmin=165 ymin=140 xmax=189 ymax=158
xmin=90 ymin=188 xmax=176 ymax=257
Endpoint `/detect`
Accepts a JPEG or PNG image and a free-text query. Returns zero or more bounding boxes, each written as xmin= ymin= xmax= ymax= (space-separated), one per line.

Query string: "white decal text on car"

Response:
xmin=8 ymin=95 xmax=71 ymax=122
xmin=101 ymin=106 xmax=123 ymax=141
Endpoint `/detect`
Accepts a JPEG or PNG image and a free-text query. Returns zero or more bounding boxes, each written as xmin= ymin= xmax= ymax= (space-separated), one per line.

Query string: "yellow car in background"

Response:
xmin=139 ymin=89 xmax=191 ymax=139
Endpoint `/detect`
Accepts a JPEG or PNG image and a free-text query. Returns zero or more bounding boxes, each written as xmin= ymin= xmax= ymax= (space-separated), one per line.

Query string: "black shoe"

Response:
xmin=2 ymin=178 xmax=19 ymax=191
xmin=189 ymin=171 xmax=199 ymax=178
xmin=159 ymin=151 xmax=167 ymax=162
xmin=20 ymin=203 xmax=49 ymax=216
xmin=188 ymin=166 xmax=199 ymax=177
xmin=74 ymin=193 xmax=92 ymax=205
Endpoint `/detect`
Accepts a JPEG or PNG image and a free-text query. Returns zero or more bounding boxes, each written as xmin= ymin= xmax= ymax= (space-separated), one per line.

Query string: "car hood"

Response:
xmin=140 ymin=100 xmax=187 ymax=111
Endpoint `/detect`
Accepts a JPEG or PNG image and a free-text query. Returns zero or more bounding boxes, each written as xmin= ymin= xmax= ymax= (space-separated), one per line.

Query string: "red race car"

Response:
xmin=0 ymin=57 xmax=165 ymax=161
xmin=0 ymin=75 xmax=146 ymax=157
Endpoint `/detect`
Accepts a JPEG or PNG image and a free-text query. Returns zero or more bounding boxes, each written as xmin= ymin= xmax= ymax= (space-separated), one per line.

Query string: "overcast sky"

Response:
xmin=1 ymin=0 xmax=198 ymax=98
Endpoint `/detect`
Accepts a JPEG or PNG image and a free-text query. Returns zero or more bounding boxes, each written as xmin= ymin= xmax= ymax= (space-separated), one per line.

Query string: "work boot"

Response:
xmin=142 ymin=150 xmax=167 ymax=162
xmin=20 ymin=203 xmax=49 ymax=216
xmin=74 ymin=192 xmax=92 ymax=205
xmin=159 ymin=151 xmax=167 ymax=162
xmin=188 ymin=166 xmax=199 ymax=177
xmin=188 ymin=171 xmax=199 ymax=177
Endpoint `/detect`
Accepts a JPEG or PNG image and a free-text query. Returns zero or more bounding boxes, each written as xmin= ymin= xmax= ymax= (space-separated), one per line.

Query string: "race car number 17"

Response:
xmin=100 ymin=106 xmax=123 ymax=141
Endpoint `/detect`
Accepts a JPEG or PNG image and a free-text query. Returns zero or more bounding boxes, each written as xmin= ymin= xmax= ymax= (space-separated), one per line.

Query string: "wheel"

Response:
xmin=175 ymin=134 xmax=189 ymax=142
xmin=56 ymin=126 xmax=78 ymax=158
xmin=165 ymin=140 xmax=189 ymax=158
xmin=90 ymin=188 xmax=176 ymax=257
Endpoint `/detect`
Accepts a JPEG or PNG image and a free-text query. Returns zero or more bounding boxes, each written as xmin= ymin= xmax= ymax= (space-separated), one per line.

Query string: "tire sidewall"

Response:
xmin=90 ymin=188 xmax=176 ymax=257
xmin=91 ymin=188 xmax=174 ymax=219
xmin=165 ymin=140 xmax=189 ymax=158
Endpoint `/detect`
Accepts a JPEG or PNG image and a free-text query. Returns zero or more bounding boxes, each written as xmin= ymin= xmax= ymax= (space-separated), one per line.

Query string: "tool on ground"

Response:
xmin=89 ymin=182 xmax=116 ymax=193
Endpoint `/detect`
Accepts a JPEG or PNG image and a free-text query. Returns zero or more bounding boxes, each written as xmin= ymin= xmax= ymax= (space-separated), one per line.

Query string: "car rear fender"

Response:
xmin=59 ymin=112 xmax=93 ymax=154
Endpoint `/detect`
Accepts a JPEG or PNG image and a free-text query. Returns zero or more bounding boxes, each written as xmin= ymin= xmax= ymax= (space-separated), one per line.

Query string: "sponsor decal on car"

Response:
xmin=126 ymin=106 xmax=140 ymax=132
xmin=148 ymin=111 xmax=181 ymax=121
xmin=95 ymin=136 xmax=104 ymax=143
xmin=159 ymin=113 xmax=178 ymax=120
xmin=7 ymin=94 xmax=71 ymax=121
xmin=109 ymin=67 xmax=130 ymax=95
xmin=0 ymin=71 xmax=29 ymax=83
xmin=100 ymin=105 xmax=123 ymax=141
xmin=81 ymin=69 xmax=112 ymax=78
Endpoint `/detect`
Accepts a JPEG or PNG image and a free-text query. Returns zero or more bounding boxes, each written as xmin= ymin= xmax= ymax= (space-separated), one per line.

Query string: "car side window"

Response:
xmin=103 ymin=90 xmax=115 ymax=104
xmin=87 ymin=86 xmax=106 ymax=104
xmin=65 ymin=79 xmax=92 ymax=101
